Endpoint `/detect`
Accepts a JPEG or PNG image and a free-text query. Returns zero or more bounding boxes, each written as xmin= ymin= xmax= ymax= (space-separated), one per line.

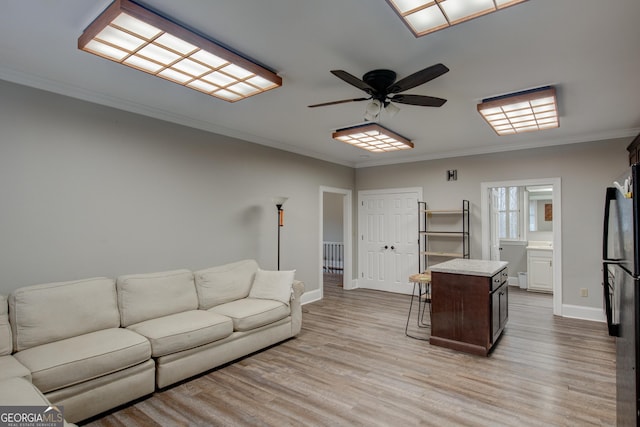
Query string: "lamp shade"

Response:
xmin=273 ymin=197 xmax=288 ymax=207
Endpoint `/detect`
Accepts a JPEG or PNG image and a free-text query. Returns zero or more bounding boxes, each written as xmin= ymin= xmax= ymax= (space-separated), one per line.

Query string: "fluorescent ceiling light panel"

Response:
xmin=477 ymin=86 xmax=559 ymax=136
xmin=332 ymin=123 xmax=414 ymax=153
xmin=385 ymin=0 xmax=528 ymax=37
xmin=78 ymin=0 xmax=281 ymax=102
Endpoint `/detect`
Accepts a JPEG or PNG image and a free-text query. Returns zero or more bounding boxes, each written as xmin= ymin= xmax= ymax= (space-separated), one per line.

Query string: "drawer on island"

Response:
xmin=491 ymin=268 xmax=508 ymax=292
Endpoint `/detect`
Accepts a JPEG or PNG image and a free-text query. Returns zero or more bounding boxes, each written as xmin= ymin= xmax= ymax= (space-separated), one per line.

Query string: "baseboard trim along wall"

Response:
xmin=301 ymin=279 xmax=359 ymax=305
xmin=562 ymin=304 xmax=605 ymax=323
xmin=304 ymin=280 xmax=605 ymax=323
xmin=301 ymin=288 xmax=322 ymax=305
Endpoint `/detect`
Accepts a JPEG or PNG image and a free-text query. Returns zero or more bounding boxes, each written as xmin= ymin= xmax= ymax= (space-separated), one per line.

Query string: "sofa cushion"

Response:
xmin=9 ymin=278 xmax=120 ymax=352
xmin=0 ymin=295 xmax=11 ymax=355
xmin=208 ymin=298 xmax=290 ymax=332
xmin=13 ymin=328 xmax=151 ymax=394
xmin=0 ymin=355 xmax=31 ymax=381
xmin=127 ymin=310 xmax=233 ymax=357
xmin=117 ymin=269 xmax=198 ymax=327
xmin=248 ymin=269 xmax=295 ymax=305
xmin=0 ymin=377 xmax=76 ymax=427
xmin=194 ymin=259 xmax=258 ymax=309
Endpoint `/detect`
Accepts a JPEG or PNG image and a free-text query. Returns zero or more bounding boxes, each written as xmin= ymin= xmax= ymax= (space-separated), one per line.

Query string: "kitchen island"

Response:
xmin=429 ymin=259 xmax=509 ymax=356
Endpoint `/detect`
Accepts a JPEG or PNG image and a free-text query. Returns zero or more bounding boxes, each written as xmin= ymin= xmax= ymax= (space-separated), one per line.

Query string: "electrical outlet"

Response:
xmin=580 ymin=288 xmax=588 ymax=297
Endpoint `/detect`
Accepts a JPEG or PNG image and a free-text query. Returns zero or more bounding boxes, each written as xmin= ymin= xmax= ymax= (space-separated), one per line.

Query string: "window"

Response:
xmin=496 ymin=186 xmax=521 ymax=240
xmin=529 ymin=200 xmax=537 ymax=232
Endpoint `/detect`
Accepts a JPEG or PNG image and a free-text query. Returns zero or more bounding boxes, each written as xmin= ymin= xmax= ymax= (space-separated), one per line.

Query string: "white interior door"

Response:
xmin=359 ymin=189 xmax=420 ymax=294
xmin=489 ymin=188 xmax=501 ymax=261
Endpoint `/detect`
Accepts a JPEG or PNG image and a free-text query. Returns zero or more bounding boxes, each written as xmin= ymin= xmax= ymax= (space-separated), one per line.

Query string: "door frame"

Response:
xmin=357 ymin=187 xmax=423 ymax=291
xmin=480 ymin=177 xmax=562 ymax=316
xmin=318 ymin=186 xmax=353 ymax=301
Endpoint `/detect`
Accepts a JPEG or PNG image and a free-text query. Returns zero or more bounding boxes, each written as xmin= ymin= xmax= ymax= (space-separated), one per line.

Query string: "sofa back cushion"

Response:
xmin=0 ymin=295 xmax=11 ymax=355
xmin=9 ymin=278 xmax=120 ymax=352
xmin=194 ymin=259 xmax=258 ymax=309
xmin=117 ymin=269 xmax=197 ymax=327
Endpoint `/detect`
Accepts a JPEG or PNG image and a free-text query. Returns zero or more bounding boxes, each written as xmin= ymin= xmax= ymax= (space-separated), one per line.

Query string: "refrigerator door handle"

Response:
xmin=602 ymin=261 xmax=619 ymax=337
xmin=602 ymin=187 xmax=617 ymax=261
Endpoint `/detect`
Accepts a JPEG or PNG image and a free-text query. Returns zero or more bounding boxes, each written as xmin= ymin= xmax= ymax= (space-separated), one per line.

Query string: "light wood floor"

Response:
xmin=84 ymin=279 xmax=616 ymax=426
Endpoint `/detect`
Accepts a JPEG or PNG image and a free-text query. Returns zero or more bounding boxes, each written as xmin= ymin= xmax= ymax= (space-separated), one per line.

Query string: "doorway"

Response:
xmin=481 ymin=178 xmax=562 ymax=316
xmin=357 ymin=187 xmax=422 ymax=294
xmin=319 ymin=186 xmax=353 ymax=300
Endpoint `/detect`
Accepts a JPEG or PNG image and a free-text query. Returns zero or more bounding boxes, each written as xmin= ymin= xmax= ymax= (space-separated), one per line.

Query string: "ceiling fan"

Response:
xmin=308 ymin=63 xmax=449 ymax=119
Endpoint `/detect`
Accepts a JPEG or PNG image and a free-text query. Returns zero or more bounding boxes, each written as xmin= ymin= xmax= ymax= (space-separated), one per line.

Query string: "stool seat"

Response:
xmin=409 ymin=272 xmax=431 ymax=283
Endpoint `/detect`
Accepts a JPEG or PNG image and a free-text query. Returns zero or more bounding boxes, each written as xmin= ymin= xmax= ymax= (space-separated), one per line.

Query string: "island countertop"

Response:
xmin=429 ymin=259 xmax=508 ymax=277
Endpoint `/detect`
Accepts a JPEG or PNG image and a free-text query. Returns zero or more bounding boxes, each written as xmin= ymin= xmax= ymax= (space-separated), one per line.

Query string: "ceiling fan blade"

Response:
xmin=308 ymin=97 xmax=369 ymax=108
xmin=387 ymin=63 xmax=449 ymax=94
xmin=330 ymin=70 xmax=375 ymax=94
xmin=390 ymin=94 xmax=447 ymax=107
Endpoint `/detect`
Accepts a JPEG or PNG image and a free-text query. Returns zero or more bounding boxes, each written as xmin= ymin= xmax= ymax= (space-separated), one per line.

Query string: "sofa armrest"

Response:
xmin=291 ymin=280 xmax=304 ymax=301
xmin=290 ymin=280 xmax=304 ymax=336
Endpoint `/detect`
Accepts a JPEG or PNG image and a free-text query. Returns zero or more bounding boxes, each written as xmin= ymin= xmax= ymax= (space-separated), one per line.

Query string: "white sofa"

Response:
xmin=0 ymin=259 xmax=303 ymax=424
xmin=0 ymin=295 xmax=76 ymax=426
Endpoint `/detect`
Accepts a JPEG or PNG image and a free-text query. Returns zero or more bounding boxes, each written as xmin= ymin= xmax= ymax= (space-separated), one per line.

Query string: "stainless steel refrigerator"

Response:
xmin=603 ymin=163 xmax=640 ymax=426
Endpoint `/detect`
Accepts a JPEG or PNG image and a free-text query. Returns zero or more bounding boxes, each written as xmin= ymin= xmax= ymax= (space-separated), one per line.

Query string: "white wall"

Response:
xmin=322 ymin=192 xmax=343 ymax=242
xmin=0 ymin=80 xmax=354 ymax=295
xmin=356 ymin=138 xmax=630 ymax=309
xmin=0 ymin=78 xmax=632 ymax=313
xmin=500 ymin=241 xmax=527 ymax=277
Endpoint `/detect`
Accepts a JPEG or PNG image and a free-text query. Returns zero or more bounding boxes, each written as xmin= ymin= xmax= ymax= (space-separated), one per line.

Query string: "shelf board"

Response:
xmin=420 ymin=231 xmax=465 ymax=236
xmin=420 ymin=209 xmax=463 ymax=215
xmin=421 ymin=251 xmax=464 ymax=257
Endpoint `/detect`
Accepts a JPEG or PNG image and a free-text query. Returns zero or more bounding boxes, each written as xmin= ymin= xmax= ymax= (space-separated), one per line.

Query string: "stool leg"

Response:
xmin=419 ymin=283 xmax=431 ymax=327
xmin=405 ymin=282 xmax=418 ymax=337
xmin=405 ymin=282 xmax=429 ymax=340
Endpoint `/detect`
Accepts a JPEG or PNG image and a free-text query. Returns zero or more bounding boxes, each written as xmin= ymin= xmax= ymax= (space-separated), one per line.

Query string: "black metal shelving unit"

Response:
xmin=418 ymin=199 xmax=470 ymax=272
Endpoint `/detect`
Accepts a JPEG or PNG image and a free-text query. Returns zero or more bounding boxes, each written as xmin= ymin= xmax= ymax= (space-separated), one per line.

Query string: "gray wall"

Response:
xmin=356 ymin=138 xmax=629 ymax=309
xmin=0 ymin=78 xmax=632 ymax=313
xmin=323 ymin=192 xmax=343 ymax=242
xmin=499 ymin=241 xmax=527 ymax=278
xmin=0 ymin=80 xmax=354 ymax=295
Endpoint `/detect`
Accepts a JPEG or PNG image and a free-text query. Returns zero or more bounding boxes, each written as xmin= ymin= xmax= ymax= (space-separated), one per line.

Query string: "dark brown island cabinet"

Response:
xmin=429 ymin=259 xmax=509 ymax=356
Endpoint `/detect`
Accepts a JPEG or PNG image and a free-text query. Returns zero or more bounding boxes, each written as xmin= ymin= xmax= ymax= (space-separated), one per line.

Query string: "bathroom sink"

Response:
xmin=526 ymin=241 xmax=553 ymax=250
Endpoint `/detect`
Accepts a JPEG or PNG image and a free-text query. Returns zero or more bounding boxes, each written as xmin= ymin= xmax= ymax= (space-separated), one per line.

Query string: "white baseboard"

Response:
xmin=343 ymin=278 xmax=358 ymax=291
xmin=562 ymin=304 xmax=605 ymax=322
xmin=301 ymin=279 xmax=359 ymax=305
xmin=303 ymin=283 xmax=605 ymax=324
xmin=301 ymin=288 xmax=322 ymax=305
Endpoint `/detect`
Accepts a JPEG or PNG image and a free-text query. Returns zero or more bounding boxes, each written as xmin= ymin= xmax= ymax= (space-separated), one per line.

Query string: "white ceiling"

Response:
xmin=1 ymin=0 xmax=639 ymax=167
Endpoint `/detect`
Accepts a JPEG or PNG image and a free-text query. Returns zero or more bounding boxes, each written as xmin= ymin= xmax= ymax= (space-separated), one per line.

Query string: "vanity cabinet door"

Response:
xmin=528 ymin=250 xmax=553 ymax=292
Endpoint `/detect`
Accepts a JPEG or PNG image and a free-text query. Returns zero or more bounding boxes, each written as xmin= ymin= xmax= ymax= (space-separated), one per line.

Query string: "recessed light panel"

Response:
xmin=477 ymin=86 xmax=559 ymax=136
xmin=332 ymin=123 xmax=414 ymax=153
xmin=385 ymin=0 xmax=528 ymax=37
xmin=78 ymin=0 xmax=281 ymax=102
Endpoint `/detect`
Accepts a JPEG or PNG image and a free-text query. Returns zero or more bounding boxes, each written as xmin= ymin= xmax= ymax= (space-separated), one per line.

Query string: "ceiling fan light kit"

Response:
xmin=332 ymin=123 xmax=413 ymax=153
xmin=477 ymin=86 xmax=559 ymax=135
xmin=364 ymin=99 xmax=383 ymax=121
xmin=385 ymin=0 xmax=528 ymax=38
xmin=78 ymin=0 xmax=281 ymax=102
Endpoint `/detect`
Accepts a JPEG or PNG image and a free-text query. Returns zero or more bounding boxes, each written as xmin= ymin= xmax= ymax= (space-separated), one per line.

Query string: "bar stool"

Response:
xmin=405 ymin=271 xmax=431 ymax=340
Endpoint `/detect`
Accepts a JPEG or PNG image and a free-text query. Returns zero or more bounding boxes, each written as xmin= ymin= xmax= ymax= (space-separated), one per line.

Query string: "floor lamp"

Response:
xmin=273 ymin=197 xmax=288 ymax=270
